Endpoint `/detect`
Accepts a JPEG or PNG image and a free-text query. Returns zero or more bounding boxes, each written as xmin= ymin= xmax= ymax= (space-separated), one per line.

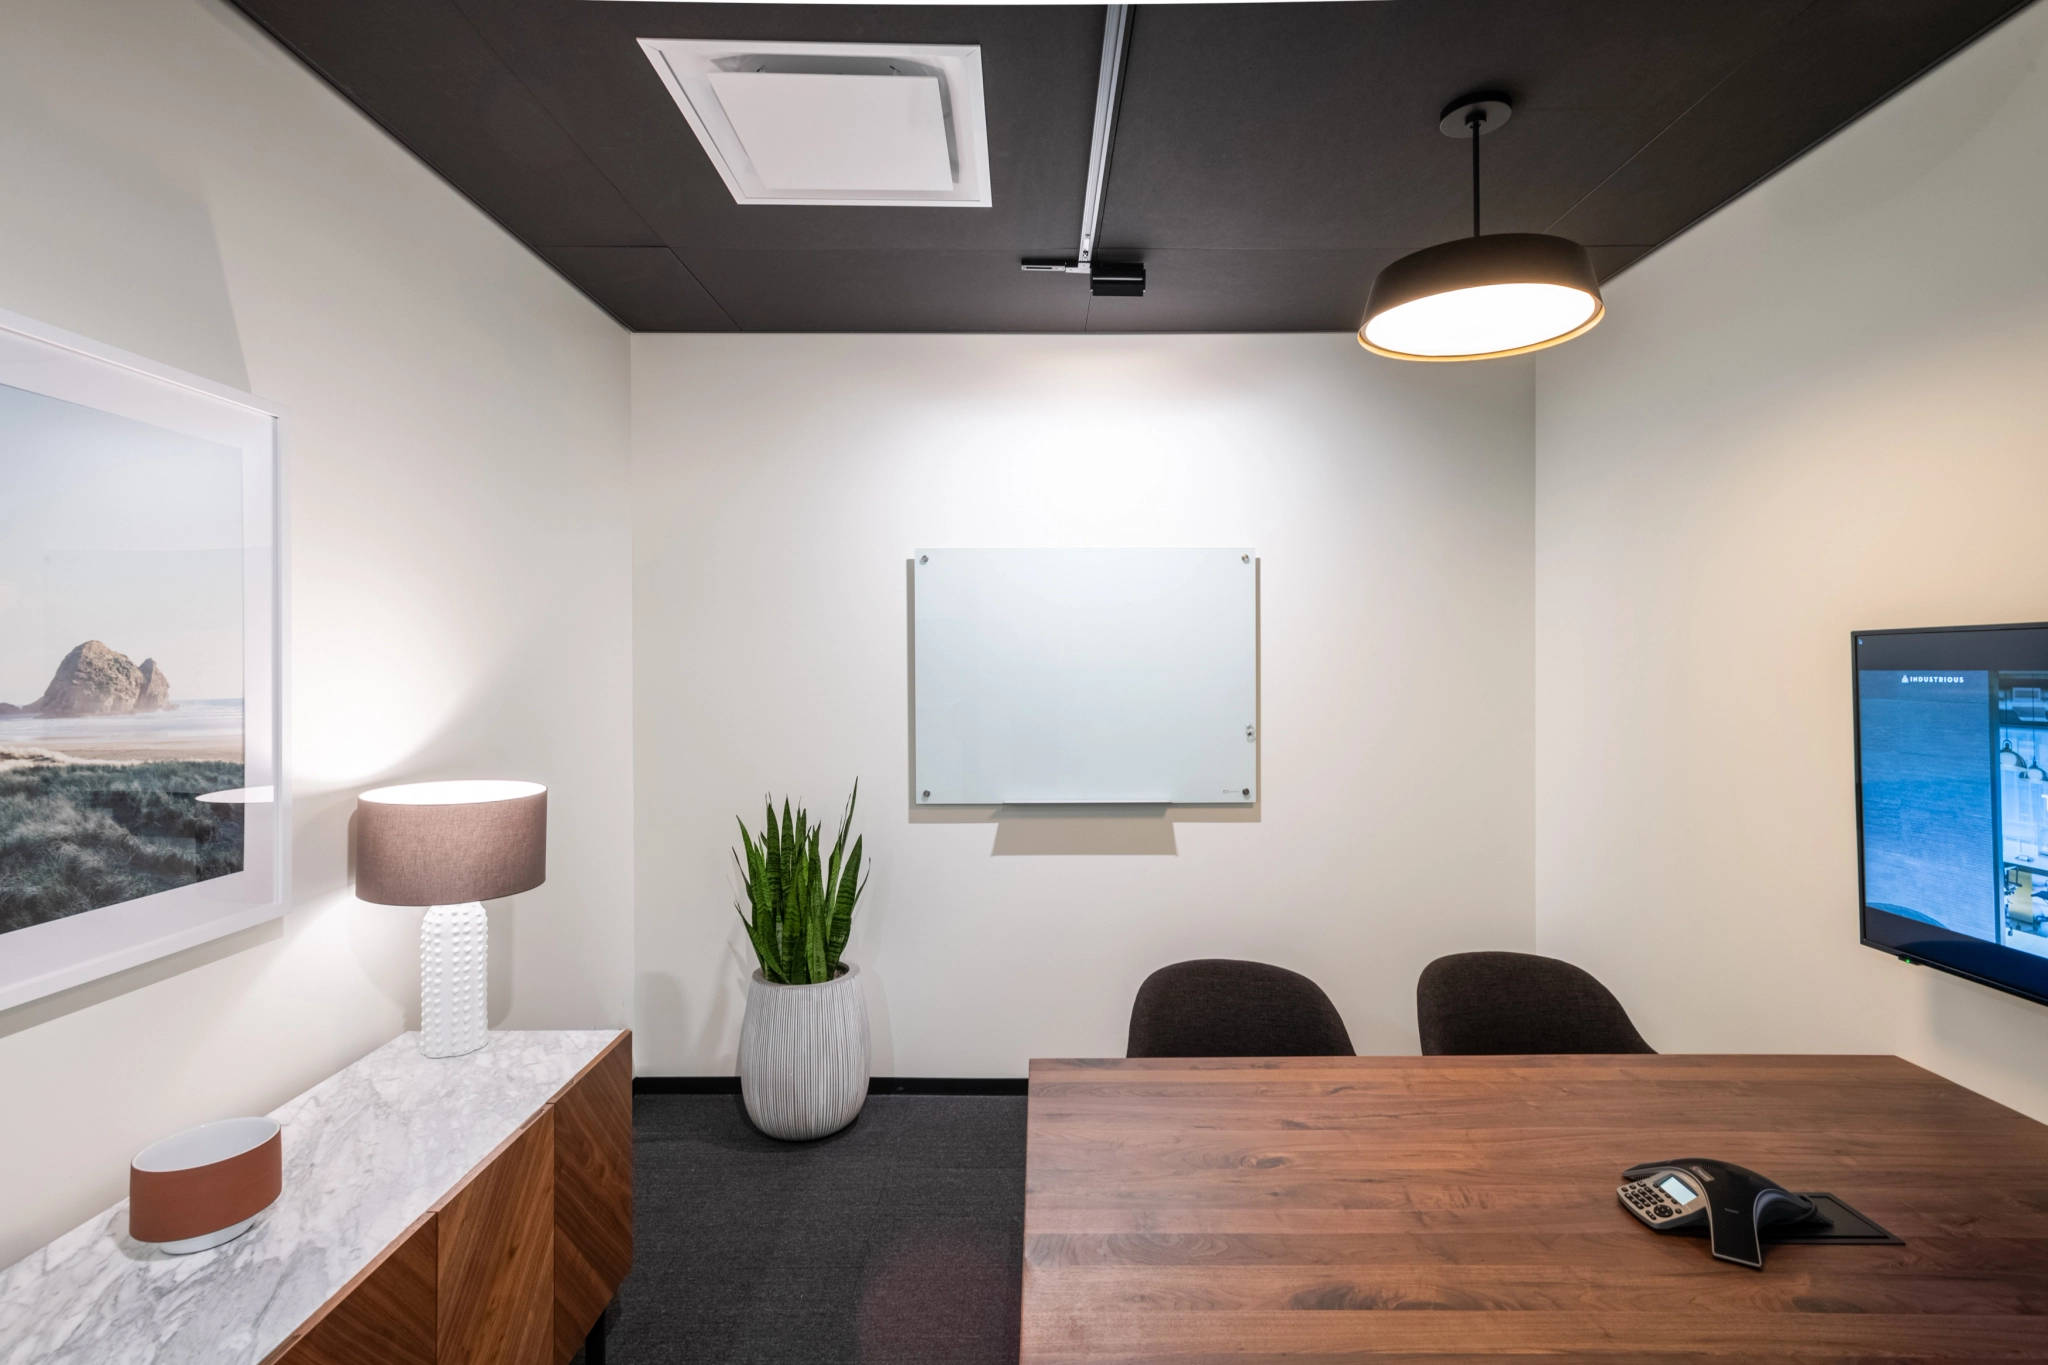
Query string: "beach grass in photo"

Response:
xmin=0 ymin=759 xmax=246 ymax=934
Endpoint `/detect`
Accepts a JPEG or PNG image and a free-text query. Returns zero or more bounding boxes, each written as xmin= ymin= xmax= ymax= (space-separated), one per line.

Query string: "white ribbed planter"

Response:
xmin=738 ymin=962 xmax=871 ymax=1141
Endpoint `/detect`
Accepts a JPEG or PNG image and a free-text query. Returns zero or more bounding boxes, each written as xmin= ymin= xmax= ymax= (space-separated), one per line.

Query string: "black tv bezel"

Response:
xmin=1852 ymin=620 xmax=2048 ymax=1010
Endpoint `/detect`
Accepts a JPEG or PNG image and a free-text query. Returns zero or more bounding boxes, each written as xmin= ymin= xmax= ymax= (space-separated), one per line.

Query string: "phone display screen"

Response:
xmin=1658 ymin=1175 xmax=1698 ymax=1205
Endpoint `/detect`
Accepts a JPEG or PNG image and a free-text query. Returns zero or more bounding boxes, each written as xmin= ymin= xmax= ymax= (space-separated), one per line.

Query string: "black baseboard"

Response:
xmin=633 ymin=1077 xmax=741 ymax=1094
xmin=868 ymin=1077 xmax=1028 ymax=1095
xmin=633 ymin=1076 xmax=1027 ymax=1096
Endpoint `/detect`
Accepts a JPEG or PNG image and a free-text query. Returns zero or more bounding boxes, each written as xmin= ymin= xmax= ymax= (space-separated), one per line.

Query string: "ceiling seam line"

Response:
xmin=1540 ymin=0 xmax=1823 ymax=236
xmin=439 ymin=0 xmax=741 ymax=330
xmin=1586 ymin=0 xmax=2041 ymax=286
xmin=218 ymin=3 xmax=672 ymax=334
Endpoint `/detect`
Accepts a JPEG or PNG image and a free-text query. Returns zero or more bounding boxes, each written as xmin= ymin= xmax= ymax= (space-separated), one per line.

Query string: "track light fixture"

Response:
xmin=1358 ymin=94 xmax=1604 ymax=362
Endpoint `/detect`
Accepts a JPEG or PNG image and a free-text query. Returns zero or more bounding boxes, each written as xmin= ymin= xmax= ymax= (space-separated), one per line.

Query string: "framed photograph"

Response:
xmin=0 ymin=309 xmax=286 ymax=1011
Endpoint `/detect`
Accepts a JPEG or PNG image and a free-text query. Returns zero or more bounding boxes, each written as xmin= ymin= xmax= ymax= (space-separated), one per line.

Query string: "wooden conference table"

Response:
xmin=1020 ymin=1054 xmax=2048 ymax=1362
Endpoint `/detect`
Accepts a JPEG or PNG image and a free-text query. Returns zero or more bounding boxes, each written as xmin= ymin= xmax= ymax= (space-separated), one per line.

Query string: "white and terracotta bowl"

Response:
xmin=130 ymin=1117 xmax=282 ymax=1254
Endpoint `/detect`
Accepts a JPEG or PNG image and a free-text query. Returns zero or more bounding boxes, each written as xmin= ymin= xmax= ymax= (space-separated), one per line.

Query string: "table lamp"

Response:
xmin=355 ymin=780 xmax=547 ymax=1057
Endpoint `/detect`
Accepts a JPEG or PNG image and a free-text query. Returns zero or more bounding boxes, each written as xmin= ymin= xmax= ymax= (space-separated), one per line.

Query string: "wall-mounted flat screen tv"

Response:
xmin=1855 ymin=622 xmax=2048 ymax=1007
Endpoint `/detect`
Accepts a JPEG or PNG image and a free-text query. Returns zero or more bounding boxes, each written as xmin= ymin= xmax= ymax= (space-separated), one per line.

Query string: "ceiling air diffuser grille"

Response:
xmin=638 ymin=39 xmax=993 ymax=207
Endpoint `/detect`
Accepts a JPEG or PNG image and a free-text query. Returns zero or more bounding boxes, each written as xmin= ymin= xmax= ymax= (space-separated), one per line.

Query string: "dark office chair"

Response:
xmin=1416 ymin=951 xmax=1655 ymax=1055
xmin=1127 ymin=959 xmax=1354 ymax=1057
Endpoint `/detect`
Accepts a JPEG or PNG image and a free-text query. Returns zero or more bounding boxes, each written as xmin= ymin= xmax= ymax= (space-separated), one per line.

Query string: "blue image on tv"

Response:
xmin=1859 ymin=670 xmax=1995 ymax=942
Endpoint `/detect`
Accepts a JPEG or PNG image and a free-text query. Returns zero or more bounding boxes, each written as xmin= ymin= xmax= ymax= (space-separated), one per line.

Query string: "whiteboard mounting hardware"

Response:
xmin=1020 ymin=5 xmax=1144 ymax=296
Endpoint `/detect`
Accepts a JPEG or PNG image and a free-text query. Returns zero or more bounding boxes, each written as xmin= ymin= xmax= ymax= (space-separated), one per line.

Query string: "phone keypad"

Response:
xmin=1620 ymin=1180 xmax=1681 ymax=1222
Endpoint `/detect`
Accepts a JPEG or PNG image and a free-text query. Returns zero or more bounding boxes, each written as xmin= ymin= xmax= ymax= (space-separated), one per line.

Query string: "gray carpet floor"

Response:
xmin=595 ymin=1092 xmax=1028 ymax=1365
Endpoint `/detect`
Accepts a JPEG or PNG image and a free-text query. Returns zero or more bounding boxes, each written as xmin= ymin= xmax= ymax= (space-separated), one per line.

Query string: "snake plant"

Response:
xmin=733 ymin=782 xmax=866 ymax=985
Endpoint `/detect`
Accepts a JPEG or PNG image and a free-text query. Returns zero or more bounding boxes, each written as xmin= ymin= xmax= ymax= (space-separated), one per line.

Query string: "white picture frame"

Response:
xmin=0 ymin=308 xmax=288 ymax=1012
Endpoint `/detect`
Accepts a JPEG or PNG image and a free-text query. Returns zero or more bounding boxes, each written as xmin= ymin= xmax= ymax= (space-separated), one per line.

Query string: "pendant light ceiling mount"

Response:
xmin=1438 ymin=93 xmax=1512 ymax=140
xmin=1359 ymin=90 xmax=1604 ymax=363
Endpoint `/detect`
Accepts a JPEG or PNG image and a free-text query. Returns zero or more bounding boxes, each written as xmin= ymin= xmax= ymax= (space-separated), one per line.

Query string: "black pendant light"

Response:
xmin=1359 ymin=94 xmax=1604 ymax=362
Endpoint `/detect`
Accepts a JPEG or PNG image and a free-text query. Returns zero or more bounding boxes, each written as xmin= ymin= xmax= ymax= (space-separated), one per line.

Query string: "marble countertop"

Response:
xmin=0 ymin=1029 xmax=622 ymax=1365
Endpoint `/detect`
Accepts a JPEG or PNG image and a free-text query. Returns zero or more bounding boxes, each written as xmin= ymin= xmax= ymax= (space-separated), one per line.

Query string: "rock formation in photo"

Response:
xmin=14 ymin=640 xmax=172 ymax=717
xmin=136 ymin=658 xmax=171 ymax=712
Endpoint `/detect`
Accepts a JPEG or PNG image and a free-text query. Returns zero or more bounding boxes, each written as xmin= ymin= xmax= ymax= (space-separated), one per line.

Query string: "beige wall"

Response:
xmin=1533 ymin=5 xmax=2048 ymax=1120
xmin=631 ymin=332 xmax=1535 ymax=1076
xmin=0 ymin=0 xmax=633 ymax=1266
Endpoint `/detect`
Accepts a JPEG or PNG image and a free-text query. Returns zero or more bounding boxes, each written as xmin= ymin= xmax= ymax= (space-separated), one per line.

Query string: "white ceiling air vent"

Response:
xmin=638 ymin=39 xmax=993 ymax=207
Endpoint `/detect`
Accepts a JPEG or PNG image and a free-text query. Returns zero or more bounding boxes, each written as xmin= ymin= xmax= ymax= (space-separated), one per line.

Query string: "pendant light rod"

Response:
xmin=1022 ymin=4 xmax=1134 ymax=275
xmin=1440 ymin=93 xmax=1510 ymax=239
xmin=1469 ymin=107 xmax=1483 ymax=237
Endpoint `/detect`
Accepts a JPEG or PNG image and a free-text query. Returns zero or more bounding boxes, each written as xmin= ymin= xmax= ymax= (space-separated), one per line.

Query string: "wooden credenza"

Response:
xmin=275 ymin=1032 xmax=630 ymax=1365
xmin=0 ymin=1030 xmax=631 ymax=1365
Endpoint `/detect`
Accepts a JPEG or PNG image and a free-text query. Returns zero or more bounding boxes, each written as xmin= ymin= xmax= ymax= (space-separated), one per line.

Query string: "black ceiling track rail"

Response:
xmin=1022 ymin=4 xmax=1143 ymax=298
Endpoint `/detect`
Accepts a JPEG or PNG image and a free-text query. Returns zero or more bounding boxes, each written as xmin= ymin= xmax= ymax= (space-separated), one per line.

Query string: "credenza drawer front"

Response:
xmin=271 ymin=1215 xmax=436 ymax=1365
xmin=437 ymin=1112 xmax=555 ymax=1365
xmin=551 ymin=1037 xmax=634 ymax=1364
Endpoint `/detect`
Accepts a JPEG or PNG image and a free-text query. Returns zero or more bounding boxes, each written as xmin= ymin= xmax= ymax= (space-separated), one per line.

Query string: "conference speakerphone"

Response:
xmin=1619 ymin=1159 xmax=1902 ymax=1269
xmin=1619 ymin=1160 xmax=1818 ymax=1268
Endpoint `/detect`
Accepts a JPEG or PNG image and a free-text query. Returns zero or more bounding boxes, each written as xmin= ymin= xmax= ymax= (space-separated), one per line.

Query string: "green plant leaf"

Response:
xmin=823 ymin=781 xmax=863 ymax=971
xmin=756 ymin=798 xmax=783 ymax=971
xmin=827 ymin=834 xmax=861 ymax=968
xmin=733 ymin=818 xmax=786 ymax=983
xmin=776 ymin=798 xmax=798 ymax=972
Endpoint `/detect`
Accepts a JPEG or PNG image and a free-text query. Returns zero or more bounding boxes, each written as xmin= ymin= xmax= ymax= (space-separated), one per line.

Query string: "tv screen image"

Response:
xmin=1855 ymin=623 xmax=2048 ymax=1007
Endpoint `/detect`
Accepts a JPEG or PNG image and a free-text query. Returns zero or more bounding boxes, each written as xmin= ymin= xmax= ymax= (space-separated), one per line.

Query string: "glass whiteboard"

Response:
xmin=913 ymin=548 xmax=1257 ymax=805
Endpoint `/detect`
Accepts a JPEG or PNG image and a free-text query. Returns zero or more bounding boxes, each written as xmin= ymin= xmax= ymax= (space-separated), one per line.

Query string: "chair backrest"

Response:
xmin=1127 ymin=959 xmax=1354 ymax=1058
xmin=1416 ymin=951 xmax=1654 ymax=1055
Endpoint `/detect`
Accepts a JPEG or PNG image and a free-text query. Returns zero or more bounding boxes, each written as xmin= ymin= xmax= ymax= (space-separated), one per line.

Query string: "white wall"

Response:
xmin=1534 ymin=6 xmax=2048 ymax=1120
xmin=633 ymin=333 xmax=1534 ymax=1075
xmin=0 ymin=0 xmax=633 ymax=1266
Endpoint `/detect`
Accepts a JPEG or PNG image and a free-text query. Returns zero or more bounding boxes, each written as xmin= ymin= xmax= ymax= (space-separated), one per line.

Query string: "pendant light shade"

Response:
xmin=1359 ymin=93 xmax=1605 ymax=362
xmin=1359 ymin=232 xmax=1604 ymax=361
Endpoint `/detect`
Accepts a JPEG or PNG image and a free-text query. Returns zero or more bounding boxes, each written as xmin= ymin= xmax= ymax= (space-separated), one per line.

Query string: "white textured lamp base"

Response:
xmin=420 ymin=902 xmax=489 ymax=1058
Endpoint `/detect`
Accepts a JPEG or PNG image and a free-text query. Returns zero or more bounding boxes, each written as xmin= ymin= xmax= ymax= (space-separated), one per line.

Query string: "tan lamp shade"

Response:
xmin=355 ymin=780 xmax=547 ymax=906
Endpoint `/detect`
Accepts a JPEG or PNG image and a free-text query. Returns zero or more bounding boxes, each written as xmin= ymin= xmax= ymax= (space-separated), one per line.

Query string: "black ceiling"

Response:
xmin=229 ymin=0 xmax=2030 ymax=333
